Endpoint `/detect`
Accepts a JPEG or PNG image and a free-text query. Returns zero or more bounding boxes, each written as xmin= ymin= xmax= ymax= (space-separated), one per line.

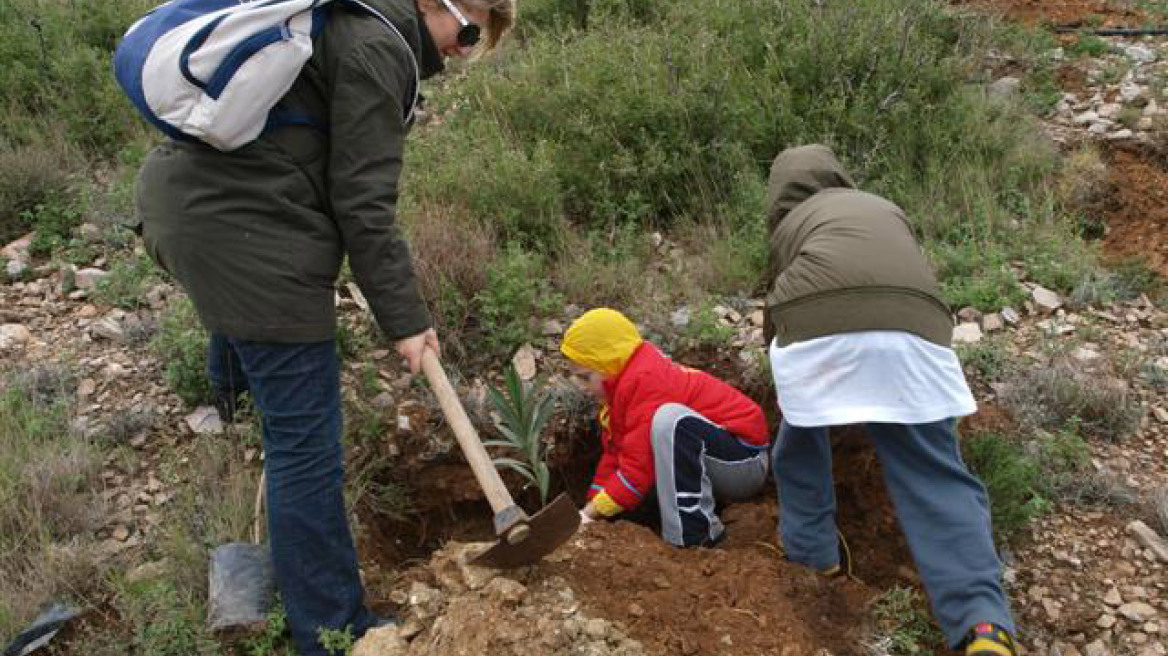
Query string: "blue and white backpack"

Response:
xmin=114 ymin=0 xmax=419 ymax=151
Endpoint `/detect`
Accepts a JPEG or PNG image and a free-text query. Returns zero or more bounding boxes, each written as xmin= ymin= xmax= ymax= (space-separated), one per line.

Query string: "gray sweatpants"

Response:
xmin=651 ymin=403 xmax=769 ymax=547
xmin=773 ymin=418 xmax=1014 ymax=648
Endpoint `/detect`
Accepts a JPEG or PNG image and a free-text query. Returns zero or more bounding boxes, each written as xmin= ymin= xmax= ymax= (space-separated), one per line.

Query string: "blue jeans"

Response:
xmin=210 ymin=335 xmax=375 ymax=655
xmin=772 ymin=418 xmax=1014 ymax=648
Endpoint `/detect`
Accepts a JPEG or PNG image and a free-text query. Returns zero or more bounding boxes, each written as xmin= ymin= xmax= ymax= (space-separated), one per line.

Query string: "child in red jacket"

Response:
xmin=561 ymin=308 xmax=770 ymax=547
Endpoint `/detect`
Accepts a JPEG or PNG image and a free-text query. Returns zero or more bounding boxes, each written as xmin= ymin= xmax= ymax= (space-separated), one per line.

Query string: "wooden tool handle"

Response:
xmin=421 ymin=349 xmax=518 ymax=516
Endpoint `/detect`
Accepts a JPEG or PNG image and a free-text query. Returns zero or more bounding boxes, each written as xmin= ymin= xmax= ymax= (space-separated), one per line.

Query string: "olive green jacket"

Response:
xmin=138 ymin=0 xmax=444 ymax=343
xmin=764 ymin=145 xmax=954 ymax=348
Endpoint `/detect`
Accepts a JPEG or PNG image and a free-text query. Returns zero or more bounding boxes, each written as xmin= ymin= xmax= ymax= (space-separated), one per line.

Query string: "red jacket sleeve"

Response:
xmin=587 ymin=430 xmax=618 ymax=501
xmin=598 ymin=372 xmax=667 ymax=510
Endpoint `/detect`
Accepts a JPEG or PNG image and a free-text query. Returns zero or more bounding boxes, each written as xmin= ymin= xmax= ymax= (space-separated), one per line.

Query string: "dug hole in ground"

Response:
xmin=352 ymin=359 xmax=928 ymax=656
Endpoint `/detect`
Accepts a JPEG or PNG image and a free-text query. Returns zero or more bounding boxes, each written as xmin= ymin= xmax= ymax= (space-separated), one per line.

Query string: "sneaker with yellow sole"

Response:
xmin=964 ymin=622 xmax=1017 ymax=656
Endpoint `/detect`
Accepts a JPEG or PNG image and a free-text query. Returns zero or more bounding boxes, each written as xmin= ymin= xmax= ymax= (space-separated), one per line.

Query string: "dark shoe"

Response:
xmin=965 ymin=622 xmax=1017 ymax=656
xmin=818 ymin=529 xmax=854 ymax=579
xmin=212 ymin=387 xmax=247 ymax=424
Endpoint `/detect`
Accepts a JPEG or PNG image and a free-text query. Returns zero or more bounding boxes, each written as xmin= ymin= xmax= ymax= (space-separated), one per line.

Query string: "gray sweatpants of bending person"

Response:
xmin=651 ymin=403 xmax=769 ymax=547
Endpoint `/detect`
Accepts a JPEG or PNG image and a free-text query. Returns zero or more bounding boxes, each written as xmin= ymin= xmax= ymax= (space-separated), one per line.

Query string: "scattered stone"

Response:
xmin=482 ymin=577 xmax=526 ymax=605
xmin=126 ymin=559 xmax=169 ymax=584
xmin=1125 ymin=45 xmax=1157 ymax=63
xmin=957 ymin=306 xmax=983 ymax=323
xmin=352 ymin=625 xmax=408 ymax=656
xmin=184 ymin=406 xmax=223 ymax=434
xmin=671 ymin=307 xmax=691 ymax=328
xmin=988 ymin=76 xmax=1022 ymax=100
xmin=1104 ymin=587 xmax=1123 ymax=607
xmin=74 ymin=268 xmax=109 ymax=291
xmin=0 ymin=323 xmax=31 ymax=349
xmin=1084 ymin=640 xmax=1109 ymax=656
xmin=953 ymin=322 xmax=983 ymax=345
xmin=6 ymin=257 xmax=27 ymax=278
xmin=1107 ymin=129 xmax=1134 ymax=141
xmin=542 ymin=319 xmax=564 ymax=336
xmin=1097 ymin=613 xmax=1116 ymax=629
xmin=1151 ymin=406 xmax=1168 ymax=424
xmin=90 ymin=315 xmax=126 ymax=342
xmin=1120 ymin=82 xmax=1144 ymax=103
xmin=1118 ymin=601 xmax=1158 ymax=622
xmin=78 ymin=223 xmax=102 ymax=243
xmin=1073 ymin=347 xmax=1101 ymax=362
xmin=512 ymin=343 xmax=538 ymax=381
xmin=982 ymin=313 xmax=1004 ymax=333
xmin=112 ymin=525 xmax=131 ymax=542
xmin=1074 ymin=111 xmax=1100 ymax=125
xmin=1126 ymin=521 xmax=1168 ymax=563
xmin=1001 ymin=307 xmax=1021 ymax=325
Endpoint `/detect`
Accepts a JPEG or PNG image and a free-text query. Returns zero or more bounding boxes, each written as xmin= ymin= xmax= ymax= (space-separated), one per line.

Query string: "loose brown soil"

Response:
xmin=1098 ymin=144 xmax=1168 ymax=276
xmin=956 ymin=0 xmax=1148 ymax=28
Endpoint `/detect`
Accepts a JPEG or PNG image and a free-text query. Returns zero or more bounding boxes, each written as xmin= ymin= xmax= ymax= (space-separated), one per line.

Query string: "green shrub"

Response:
xmin=963 ymin=432 xmax=1051 ymax=538
xmin=410 ymin=0 xmax=1089 ymax=302
xmin=1066 ymin=35 xmax=1110 ymax=58
xmin=0 ymin=145 xmax=71 ymax=243
xmin=957 ymin=335 xmax=1009 ymax=382
xmin=24 ymin=192 xmax=82 ymax=258
xmin=867 ymin=587 xmax=945 ymax=655
xmin=0 ymin=0 xmax=154 ymax=159
xmin=152 ymin=296 xmax=212 ymax=407
xmin=92 ymin=250 xmax=164 ymax=310
xmin=474 ymin=245 xmax=562 ymax=356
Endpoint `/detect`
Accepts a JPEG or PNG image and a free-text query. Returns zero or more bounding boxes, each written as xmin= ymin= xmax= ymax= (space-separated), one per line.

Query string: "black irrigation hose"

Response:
xmin=1052 ymin=26 xmax=1168 ymax=37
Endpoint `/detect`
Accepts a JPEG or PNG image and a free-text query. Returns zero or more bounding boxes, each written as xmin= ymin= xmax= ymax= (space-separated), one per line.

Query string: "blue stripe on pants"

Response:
xmin=773 ymin=418 xmax=1014 ymax=648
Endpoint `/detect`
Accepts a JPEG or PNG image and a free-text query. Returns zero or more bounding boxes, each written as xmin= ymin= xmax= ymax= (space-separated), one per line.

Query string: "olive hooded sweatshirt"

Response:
xmin=764 ymin=145 xmax=953 ymax=348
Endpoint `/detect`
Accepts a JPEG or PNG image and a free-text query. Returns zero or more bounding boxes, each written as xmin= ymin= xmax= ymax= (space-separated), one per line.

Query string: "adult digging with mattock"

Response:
xmin=134 ymin=0 xmax=514 ymax=653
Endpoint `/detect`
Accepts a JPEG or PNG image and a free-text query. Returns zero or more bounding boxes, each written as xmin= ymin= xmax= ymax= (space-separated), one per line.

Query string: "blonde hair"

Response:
xmin=464 ymin=0 xmax=515 ymax=51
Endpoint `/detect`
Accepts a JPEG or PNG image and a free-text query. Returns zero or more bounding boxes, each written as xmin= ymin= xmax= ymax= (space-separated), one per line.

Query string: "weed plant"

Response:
xmin=865 ymin=587 xmax=945 ymax=656
xmin=151 ymin=296 xmax=212 ymax=407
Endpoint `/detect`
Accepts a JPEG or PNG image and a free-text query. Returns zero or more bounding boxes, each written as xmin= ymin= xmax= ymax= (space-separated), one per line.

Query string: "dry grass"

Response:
xmin=999 ymin=358 xmax=1143 ymax=442
xmin=404 ymin=203 xmax=498 ymax=350
xmin=0 ymin=365 xmax=109 ymax=638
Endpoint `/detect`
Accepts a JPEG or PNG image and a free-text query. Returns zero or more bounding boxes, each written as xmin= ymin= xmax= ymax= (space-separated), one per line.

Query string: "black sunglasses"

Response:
xmin=439 ymin=0 xmax=481 ymax=48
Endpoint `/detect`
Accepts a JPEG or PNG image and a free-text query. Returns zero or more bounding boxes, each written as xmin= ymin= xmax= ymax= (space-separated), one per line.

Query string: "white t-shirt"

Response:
xmin=769 ymin=330 xmax=976 ymax=428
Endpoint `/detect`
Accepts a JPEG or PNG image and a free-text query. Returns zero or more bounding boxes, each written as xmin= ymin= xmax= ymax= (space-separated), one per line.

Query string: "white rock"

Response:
xmin=1108 ymin=129 xmax=1134 ymax=140
xmin=1097 ymin=613 xmax=1116 ymax=629
xmin=1074 ymin=347 xmax=1101 ymax=362
xmin=1104 ymin=587 xmax=1123 ymax=606
xmin=541 ymin=319 xmax=564 ymax=336
xmin=1088 ymin=122 xmax=1111 ymax=135
xmin=1118 ymin=601 xmax=1158 ymax=622
xmin=511 ymin=343 xmax=538 ymax=381
xmin=1126 ymin=520 xmax=1168 ymax=563
xmin=74 ymin=268 xmax=108 ymax=291
xmin=1125 ymin=45 xmax=1157 ymax=63
xmin=5 ymin=257 xmax=27 ymax=278
xmin=1084 ymin=640 xmax=1110 ymax=656
xmin=1001 ymin=307 xmax=1020 ymax=325
xmin=1 ymin=232 xmax=32 ymax=260
xmin=988 ymin=76 xmax=1022 ymax=99
xmin=91 ymin=316 xmax=125 ymax=342
xmin=1151 ymin=406 xmax=1168 ymax=424
xmin=953 ymin=322 xmax=983 ymax=344
xmin=184 ymin=406 xmax=223 ymax=435
xmin=671 ymin=307 xmax=690 ymax=328
xmin=1119 ymin=82 xmax=1144 ymax=103
xmin=982 ymin=313 xmax=1004 ymax=332
xmin=1098 ymin=103 xmax=1123 ymax=119
xmin=1031 ymin=286 xmax=1063 ymax=312
xmin=0 ymin=323 xmax=31 ymax=349
xmin=1074 ymin=111 xmax=1100 ymax=125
